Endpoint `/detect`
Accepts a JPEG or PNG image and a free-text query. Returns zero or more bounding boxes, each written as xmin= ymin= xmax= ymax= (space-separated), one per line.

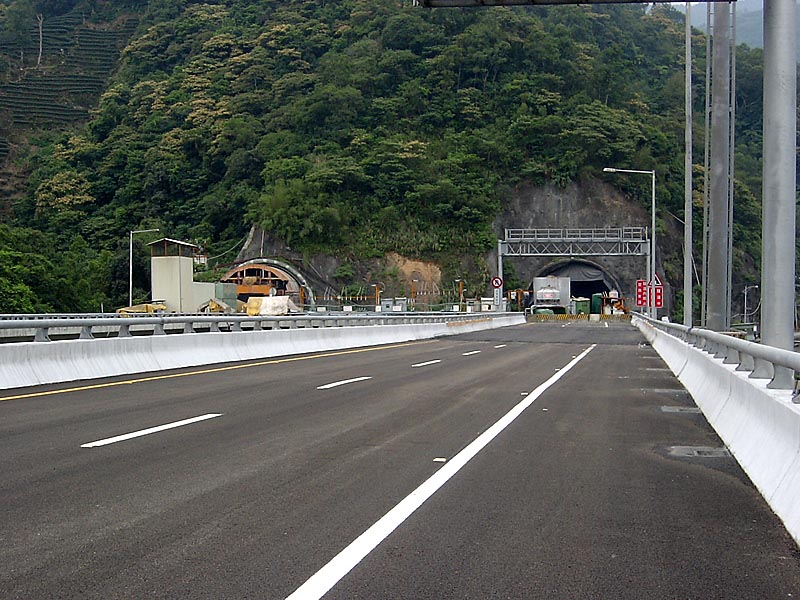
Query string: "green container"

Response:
xmin=574 ymin=298 xmax=590 ymax=315
xmin=591 ymin=293 xmax=604 ymax=315
xmin=215 ymin=282 xmax=240 ymax=310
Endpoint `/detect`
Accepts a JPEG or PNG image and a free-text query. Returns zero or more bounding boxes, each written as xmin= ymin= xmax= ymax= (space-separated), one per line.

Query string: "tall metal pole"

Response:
xmin=129 ymin=228 xmax=160 ymax=307
xmin=726 ymin=2 xmax=736 ymax=329
xmin=701 ymin=2 xmax=712 ymax=327
xmin=762 ymin=0 xmax=797 ymax=388
xmin=650 ymin=170 xmax=657 ymax=320
xmin=603 ymin=167 xmax=656 ymax=317
xmin=497 ymin=238 xmax=505 ymax=312
xmin=684 ymin=1 xmax=693 ymax=327
xmin=706 ymin=3 xmax=731 ymax=331
xmin=129 ymin=230 xmax=133 ymax=307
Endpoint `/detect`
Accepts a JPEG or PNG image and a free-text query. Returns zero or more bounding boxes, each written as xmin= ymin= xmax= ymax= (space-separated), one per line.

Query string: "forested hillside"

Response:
xmin=0 ymin=0 xmax=767 ymax=312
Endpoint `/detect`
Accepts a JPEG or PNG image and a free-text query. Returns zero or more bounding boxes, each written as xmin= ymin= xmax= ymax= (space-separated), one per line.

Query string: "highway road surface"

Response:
xmin=1 ymin=321 xmax=799 ymax=599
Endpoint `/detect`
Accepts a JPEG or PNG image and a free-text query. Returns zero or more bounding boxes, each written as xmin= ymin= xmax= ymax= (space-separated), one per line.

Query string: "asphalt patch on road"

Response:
xmin=660 ymin=405 xmax=702 ymax=414
xmin=655 ymin=443 xmax=752 ymax=486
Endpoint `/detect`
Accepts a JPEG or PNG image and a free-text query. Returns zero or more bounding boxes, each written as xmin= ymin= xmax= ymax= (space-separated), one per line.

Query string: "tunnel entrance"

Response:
xmin=220 ymin=259 xmax=314 ymax=306
xmin=537 ymin=260 xmax=618 ymax=298
xmin=569 ymin=278 xmax=609 ymax=298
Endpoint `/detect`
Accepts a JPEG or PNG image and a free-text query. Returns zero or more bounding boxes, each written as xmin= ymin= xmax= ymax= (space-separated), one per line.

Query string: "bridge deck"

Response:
xmin=0 ymin=321 xmax=798 ymax=598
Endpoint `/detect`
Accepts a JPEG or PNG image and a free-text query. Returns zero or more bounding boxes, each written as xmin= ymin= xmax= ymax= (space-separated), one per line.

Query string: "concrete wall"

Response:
xmin=151 ymin=255 xmax=194 ymax=312
xmin=634 ymin=317 xmax=800 ymax=547
xmin=0 ymin=315 xmax=525 ymax=391
xmin=192 ymin=281 xmax=216 ymax=311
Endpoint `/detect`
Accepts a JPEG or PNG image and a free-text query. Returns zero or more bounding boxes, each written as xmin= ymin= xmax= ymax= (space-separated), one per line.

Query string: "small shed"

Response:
xmin=148 ymin=238 xmax=201 ymax=312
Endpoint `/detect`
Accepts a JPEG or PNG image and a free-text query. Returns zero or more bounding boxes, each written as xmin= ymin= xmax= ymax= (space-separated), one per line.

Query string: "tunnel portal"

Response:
xmin=537 ymin=259 xmax=621 ymax=298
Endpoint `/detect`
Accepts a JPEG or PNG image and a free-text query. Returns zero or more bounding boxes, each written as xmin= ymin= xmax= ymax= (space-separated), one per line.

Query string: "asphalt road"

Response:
xmin=1 ymin=321 xmax=798 ymax=599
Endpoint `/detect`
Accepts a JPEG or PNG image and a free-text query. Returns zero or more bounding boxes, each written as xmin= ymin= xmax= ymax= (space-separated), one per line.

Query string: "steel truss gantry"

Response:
xmin=501 ymin=227 xmax=649 ymax=257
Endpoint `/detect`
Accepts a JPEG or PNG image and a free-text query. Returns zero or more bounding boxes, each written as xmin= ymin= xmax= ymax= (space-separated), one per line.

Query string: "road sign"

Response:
xmin=653 ymin=285 xmax=664 ymax=308
xmin=636 ymin=279 xmax=647 ymax=307
xmin=493 ymin=287 xmax=502 ymax=306
xmin=491 ymin=276 xmax=503 ymax=289
xmin=636 ymin=278 xmax=664 ymax=308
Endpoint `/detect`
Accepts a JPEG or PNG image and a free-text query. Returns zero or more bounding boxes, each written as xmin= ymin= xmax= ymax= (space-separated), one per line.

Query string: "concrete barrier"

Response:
xmin=0 ymin=314 xmax=525 ymax=391
xmin=634 ymin=318 xmax=800 ymax=546
xmin=646 ymin=320 xmax=691 ymax=378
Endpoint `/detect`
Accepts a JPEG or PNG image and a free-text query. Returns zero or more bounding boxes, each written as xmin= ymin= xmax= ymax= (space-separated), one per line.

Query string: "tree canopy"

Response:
xmin=0 ymin=0 xmax=770 ymax=312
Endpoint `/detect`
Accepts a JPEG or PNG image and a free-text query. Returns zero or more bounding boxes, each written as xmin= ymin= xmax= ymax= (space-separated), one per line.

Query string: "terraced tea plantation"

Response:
xmin=0 ymin=13 xmax=138 ymax=127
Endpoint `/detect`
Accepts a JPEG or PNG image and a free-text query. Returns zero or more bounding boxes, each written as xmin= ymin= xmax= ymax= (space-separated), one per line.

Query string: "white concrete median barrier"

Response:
xmin=634 ymin=318 xmax=800 ymax=547
xmin=0 ymin=314 xmax=525 ymax=391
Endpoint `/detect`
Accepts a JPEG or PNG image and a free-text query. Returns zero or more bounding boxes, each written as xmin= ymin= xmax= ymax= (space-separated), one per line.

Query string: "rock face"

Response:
xmin=493 ymin=178 xmax=664 ymax=306
xmin=499 ymin=178 xmax=647 ymax=230
xmin=238 ymin=177 xmax=665 ymax=308
xmin=237 ymin=228 xmax=445 ymax=305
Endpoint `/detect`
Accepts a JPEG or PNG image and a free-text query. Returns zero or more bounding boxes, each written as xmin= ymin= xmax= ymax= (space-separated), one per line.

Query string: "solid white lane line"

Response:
xmin=81 ymin=414 xmax=223 ymax=448
xmin=317 ymin=377 xmax=372 ymax=390
xmin=285 ymin=344 xmax=597 ymax=600
xmin=494 ymin=344 xmax=507 ymax=349
xmin=412 ymin=360 xmax=442 ymax=368
xmin=462 ymin=350 xmax=481 ymax=356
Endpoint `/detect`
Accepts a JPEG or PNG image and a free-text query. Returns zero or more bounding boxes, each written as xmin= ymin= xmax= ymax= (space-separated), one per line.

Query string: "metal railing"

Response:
xmin=635 ymin=314 xmax=799 ymax=396
xmin=0 ymin=312 xmax=494 ymax=343
xmin=504 ymin=227 xmax=647 ymax=242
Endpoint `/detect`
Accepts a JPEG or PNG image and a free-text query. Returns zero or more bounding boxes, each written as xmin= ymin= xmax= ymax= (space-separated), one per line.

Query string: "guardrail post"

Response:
xmin=34 ymin=327 xmax=50 ymax=342
xmin=118 ymin=323 xmax=132 ymax=338
xmin=750 ymin=357 xmax=773 ymax=380
xmin=153 ymin=322 xmax=166 ymax=336
xmin=79 ymin=325 xmax=94 ymax=340
xmin=231 ymin=321 xmax=242 ymax=332
xmin=210 ymin=321 xmax=220 ymax=332
xmin=736 ymin=353 xmax=755 ymax=372
xmin=253 ymin=320 xmax=262 ymax=331
xmin=723 ymin=347 xmax=739 ymax=365
xmin=183 ymin=322 xmax=195 ymax=334
xmin=769 ymin=366 xmax=795 ymax=390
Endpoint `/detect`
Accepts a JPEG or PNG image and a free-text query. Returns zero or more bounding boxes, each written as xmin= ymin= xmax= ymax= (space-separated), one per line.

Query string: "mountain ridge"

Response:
xmin=0 ymin=0 xmax=766 ymax=314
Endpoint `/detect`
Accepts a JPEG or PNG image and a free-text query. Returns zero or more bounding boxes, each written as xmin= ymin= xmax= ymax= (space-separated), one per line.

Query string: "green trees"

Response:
xmin=0 ymin=0 xmax=771 ymax=311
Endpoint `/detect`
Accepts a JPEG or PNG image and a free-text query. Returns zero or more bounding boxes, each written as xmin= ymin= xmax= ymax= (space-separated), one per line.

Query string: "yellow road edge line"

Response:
xmin=0 ymin=340 xmax=433 ymax=402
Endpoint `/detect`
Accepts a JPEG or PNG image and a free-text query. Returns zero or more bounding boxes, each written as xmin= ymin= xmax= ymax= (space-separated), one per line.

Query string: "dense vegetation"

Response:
xmin=0 ymin=0 xmax=769 ymax=313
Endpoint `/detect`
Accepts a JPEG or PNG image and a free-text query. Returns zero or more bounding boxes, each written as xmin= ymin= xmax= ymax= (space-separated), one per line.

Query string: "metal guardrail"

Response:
xmin=635 ymin=314 xmax=799 ymax=395
xmin=0 ymin=312 xmax=493 ymax=343
xmin=504 ymin=227 xmax=647 ymax=242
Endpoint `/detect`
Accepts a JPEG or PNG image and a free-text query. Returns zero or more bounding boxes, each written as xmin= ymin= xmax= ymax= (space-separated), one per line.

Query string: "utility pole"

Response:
xmin=684 ymin=1 xmax=693 ymax=327
xmin=706 ymin=3 xmax=732 ymax=331
xmin=761 ymin=0 xmax=797 ymax=388
xmin=129 ymin=228 xmax=159 ymax=307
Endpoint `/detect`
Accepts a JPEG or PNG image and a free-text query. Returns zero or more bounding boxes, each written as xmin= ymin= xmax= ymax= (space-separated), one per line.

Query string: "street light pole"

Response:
xmin=129 ymin=228 xmax=159 ymax=307
xmin=685 ymin=0 xmax=693 ymax=327
xmin=743 ymin=284 xmax=758 ymax=323
xmin=370 ymin=283 xmax=381 ymax=309
xmin=604 ymin=168 xmax=657 ymax=318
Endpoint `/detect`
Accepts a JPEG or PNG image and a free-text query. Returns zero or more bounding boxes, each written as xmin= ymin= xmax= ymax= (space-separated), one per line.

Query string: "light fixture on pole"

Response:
xmin=370 ymin=283 xmax=381 ymax=308
xmin=603 ymin=167 xmax=657 ymax=319
xmin=743 ymin=284 xmax=758 ymax=323
xmin=129 ymin=228 xmax=159 ymax=307
xmin=455 ymin=278 xmax=465 ymax=312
